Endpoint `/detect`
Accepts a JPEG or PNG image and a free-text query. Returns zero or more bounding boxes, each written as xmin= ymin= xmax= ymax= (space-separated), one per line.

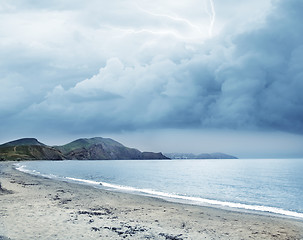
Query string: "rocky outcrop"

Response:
xmin=141 ymin=152 xmax=169 ymax=160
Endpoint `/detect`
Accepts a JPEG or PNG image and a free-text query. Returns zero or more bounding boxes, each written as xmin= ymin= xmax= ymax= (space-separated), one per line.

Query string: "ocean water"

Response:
xmin=16 ymin=159 xmax=303 ymax=219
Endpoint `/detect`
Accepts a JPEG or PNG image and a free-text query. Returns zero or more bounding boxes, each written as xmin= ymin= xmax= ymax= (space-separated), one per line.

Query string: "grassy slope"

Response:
xmin=0 ymin=146 xmax=30 ymax=161
xmin=0 ymin=145 xmax=65 ymax=161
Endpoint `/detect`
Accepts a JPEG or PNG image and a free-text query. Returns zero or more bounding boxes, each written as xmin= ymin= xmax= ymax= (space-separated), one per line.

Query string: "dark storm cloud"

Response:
xmin=1 ymin=0 xmax=302 ymax=136
xmin=208 ymin=0 xmax=303 ymax=132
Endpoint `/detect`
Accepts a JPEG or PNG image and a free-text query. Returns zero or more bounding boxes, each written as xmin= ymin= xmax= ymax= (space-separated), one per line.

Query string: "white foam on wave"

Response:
xmin=15 ymin=163 xmax=31 ymax=173
xmin=15 ymin=164 xmax=303 ymax=219
xmin=65 ymin=177 xmax=102 ymax=185
xmin=15 ymin=163 xmax=60 ymax=180
xmin=62 ymin=176 xmax=303 ymax=219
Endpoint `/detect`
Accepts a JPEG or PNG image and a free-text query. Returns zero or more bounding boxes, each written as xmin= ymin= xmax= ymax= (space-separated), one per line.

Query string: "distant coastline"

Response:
xmin=165 ymin=152 xmax=237 ymax=159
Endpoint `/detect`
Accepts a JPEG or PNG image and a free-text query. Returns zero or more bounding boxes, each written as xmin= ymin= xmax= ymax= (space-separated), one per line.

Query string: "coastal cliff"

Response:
xmin=55 ymin=137 xmax=168 ymax=160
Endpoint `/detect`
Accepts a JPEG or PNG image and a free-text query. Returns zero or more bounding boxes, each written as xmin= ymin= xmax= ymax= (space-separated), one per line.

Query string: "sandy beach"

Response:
xmin=0 ymin=162 xmax=302 ymax=240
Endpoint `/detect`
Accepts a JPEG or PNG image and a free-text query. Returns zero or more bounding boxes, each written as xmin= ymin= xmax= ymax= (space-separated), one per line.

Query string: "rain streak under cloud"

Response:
xmin=0 ymin=0 xmax=302 ymax=157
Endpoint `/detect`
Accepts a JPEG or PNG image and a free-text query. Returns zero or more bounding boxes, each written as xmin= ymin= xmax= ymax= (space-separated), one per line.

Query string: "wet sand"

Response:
xmin=0 ymin=162 xmax=302 ymax=239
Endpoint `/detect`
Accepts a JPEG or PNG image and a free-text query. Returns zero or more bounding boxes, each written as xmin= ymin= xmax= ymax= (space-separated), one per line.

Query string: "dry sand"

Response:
xmin=0 ymin=162 xmax=302 ymax=240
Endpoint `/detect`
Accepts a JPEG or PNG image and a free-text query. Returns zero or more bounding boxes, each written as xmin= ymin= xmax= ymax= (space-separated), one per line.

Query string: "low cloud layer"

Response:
xmin=1 ymin=0 xmax=302 ymax=139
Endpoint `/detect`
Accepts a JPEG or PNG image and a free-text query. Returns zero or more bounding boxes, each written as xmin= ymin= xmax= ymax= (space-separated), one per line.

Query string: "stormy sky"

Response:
xmin=1 ymin=0 xmax=303 ymax=157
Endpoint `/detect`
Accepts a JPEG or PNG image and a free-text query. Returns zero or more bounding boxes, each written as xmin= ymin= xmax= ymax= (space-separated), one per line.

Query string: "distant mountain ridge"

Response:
xmin=165 ymin=152 xmax=237 ymax=159
xmin=0 ymin=137 xmax=168 ymax=161
xmin=0 ymin=138 xmax=45 ymax=147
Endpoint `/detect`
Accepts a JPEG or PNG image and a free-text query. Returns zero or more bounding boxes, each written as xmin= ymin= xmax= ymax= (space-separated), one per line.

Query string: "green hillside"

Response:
xmin=0 ymin=145 xmax=65 ymax=161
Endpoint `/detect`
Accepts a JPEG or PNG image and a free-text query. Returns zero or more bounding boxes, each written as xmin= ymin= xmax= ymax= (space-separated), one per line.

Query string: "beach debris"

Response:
xmin=0 ymin=182 xmax=13 ymax=194
xmin=91 ymin=227 xmax=100 ymax=232
xmin=0 ymin=236 xmax=12 ymax=240
xmin=53 ymin=195 xmax=61 ymax=200
xmin=100 ymin=224 xmax=148 ymax=238
xmin=159 ymin=233 xmax=183 ymax=240
xmin=9 ymin=180 xmax=38 ymax=187
xmin=79 ymin=210 xmax=104 ymax=216
xmin=78 ymin=207 xmax=113 ymax=216
xmin=60 ymin=199 xmax=72 ymax=204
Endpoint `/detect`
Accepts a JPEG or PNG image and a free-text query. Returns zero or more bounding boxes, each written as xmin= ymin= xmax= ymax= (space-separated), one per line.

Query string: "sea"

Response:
xmin=15 ymin=158 xmax=303 ymax=219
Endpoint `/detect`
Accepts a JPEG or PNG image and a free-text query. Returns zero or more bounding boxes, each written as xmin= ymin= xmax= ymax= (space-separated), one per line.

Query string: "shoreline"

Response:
xmin=1 ymin=162 xmax=303 ymax=239
xmin=14 ymin=160 xmax=303 ymax=221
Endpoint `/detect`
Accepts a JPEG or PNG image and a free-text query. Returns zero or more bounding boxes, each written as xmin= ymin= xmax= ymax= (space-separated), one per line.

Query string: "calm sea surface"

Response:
xmin=16 ymin=159 xmax=303 ymax=219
